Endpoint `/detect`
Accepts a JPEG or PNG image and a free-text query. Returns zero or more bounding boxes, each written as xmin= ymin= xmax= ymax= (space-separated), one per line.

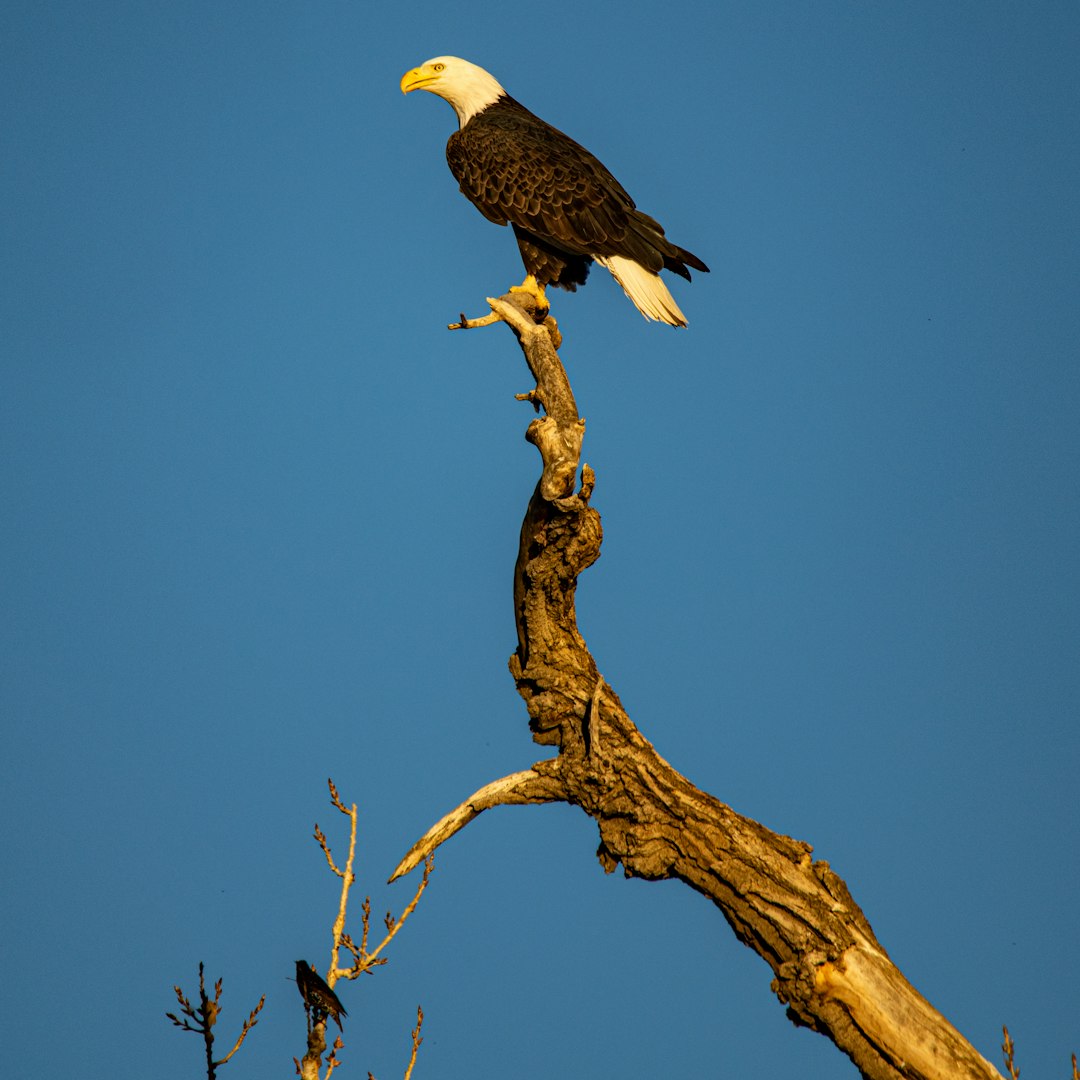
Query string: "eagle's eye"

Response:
xmin=433 ymin=63 xmax=445 ymax=72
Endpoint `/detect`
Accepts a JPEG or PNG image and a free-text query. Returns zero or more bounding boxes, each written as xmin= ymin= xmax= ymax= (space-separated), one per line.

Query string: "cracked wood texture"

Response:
xmin=494 ymin=294 xmax=1001 ymax=1080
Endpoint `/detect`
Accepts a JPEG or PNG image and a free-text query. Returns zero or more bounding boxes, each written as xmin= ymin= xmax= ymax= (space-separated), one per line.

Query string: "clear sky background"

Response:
xmin=3 ymin=2 xmax=1078 ymax=1077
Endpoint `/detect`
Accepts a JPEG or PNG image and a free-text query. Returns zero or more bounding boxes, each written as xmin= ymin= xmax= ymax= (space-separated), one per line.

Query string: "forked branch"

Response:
xmin=394 ymin=293 xmax=1007 ymax=1080
xmin=166 ymin=962 xmax=265 ymax=1079
xmin=299 ymin=780 xmax=432 ymax=1080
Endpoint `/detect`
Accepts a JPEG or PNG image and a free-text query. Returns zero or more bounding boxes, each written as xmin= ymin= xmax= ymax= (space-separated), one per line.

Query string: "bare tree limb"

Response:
xmin=396 ymin=291 xmax=1005 ymax=1080
xmin=390 ymin=768 xmax=568 ymax=882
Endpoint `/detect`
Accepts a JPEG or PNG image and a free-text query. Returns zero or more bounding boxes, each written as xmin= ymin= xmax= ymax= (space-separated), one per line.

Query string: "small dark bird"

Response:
xmin=295 ymin=960 xmax=347 ymax=1031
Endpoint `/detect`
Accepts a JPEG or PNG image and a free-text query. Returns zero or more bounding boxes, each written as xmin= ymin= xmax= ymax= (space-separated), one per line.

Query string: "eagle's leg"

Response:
xmin=509 ymin=274 xmax=550 ymax=317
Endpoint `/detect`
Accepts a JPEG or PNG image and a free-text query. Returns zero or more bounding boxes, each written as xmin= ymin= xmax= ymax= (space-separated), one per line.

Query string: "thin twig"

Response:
xmin=324 ymin=1034 xmax=345 ymax=1079
xmin=403 ymin=1006 xmax=425 ymax=1080
xmin=365 ymin=856 xmax=433 ymax=966
xmin=328 ymin=785 xmax=359 ymax=982
xmin=1002 ymin=1025 xmax=1020 ymax=1080
xmin=449 ymin=309 xmax=501 ymax=330
xmin=214 ymin=995 xmax=266 ymax=1066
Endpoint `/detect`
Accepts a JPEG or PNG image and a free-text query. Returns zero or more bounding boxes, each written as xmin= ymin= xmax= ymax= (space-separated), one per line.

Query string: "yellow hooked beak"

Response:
xmin=400 ymin=64 xmax=441 ymax=94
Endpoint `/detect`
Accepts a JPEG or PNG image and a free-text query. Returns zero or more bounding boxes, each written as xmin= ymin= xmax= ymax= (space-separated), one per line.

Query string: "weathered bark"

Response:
xmin=396 ymin=293 xmax=1003 ymax=1080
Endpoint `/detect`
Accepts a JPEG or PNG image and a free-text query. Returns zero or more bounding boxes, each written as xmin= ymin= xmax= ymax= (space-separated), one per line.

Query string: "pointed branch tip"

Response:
xmin=389 ymin=767 xmax=568 ymax=882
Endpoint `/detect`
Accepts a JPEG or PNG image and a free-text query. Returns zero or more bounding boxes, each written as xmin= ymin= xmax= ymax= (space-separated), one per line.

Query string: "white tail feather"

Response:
xmin=594 ymin=255 xmax=688 ymax=327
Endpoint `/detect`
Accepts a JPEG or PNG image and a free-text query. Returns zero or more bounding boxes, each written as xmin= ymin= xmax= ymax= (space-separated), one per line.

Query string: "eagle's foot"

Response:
xmin=509 ymin=275 xmax=550 ymax=320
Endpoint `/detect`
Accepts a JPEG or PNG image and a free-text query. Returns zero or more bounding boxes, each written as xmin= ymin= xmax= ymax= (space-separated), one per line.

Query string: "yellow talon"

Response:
xmin=509 ymin=274 xmax=550 ymax=316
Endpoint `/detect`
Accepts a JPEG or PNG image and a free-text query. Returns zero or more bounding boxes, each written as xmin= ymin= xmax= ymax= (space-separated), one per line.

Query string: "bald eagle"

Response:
xmin=400 ymin=56 xmax=709 ymax=327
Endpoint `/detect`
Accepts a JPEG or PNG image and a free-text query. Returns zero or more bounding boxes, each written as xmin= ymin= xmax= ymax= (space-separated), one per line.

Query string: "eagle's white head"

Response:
xmin=400 ymin=56 xmax=506 ymax=128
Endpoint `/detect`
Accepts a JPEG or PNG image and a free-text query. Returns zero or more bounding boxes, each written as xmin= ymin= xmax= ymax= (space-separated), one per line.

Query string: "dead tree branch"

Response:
xmin=391 ymin=769 xmax=568 ymax=881
xmin=396 ymin=290 xmax=1004 ymax=1080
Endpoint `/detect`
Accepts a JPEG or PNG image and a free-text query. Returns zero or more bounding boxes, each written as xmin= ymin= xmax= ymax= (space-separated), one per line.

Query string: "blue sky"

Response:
xmin=2 ymin=2 xmax=1078 ymax=1077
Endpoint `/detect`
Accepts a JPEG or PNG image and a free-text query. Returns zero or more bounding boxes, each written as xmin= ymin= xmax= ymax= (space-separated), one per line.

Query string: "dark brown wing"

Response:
xmin=445 ymin=97 xmax=707 ymax=280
